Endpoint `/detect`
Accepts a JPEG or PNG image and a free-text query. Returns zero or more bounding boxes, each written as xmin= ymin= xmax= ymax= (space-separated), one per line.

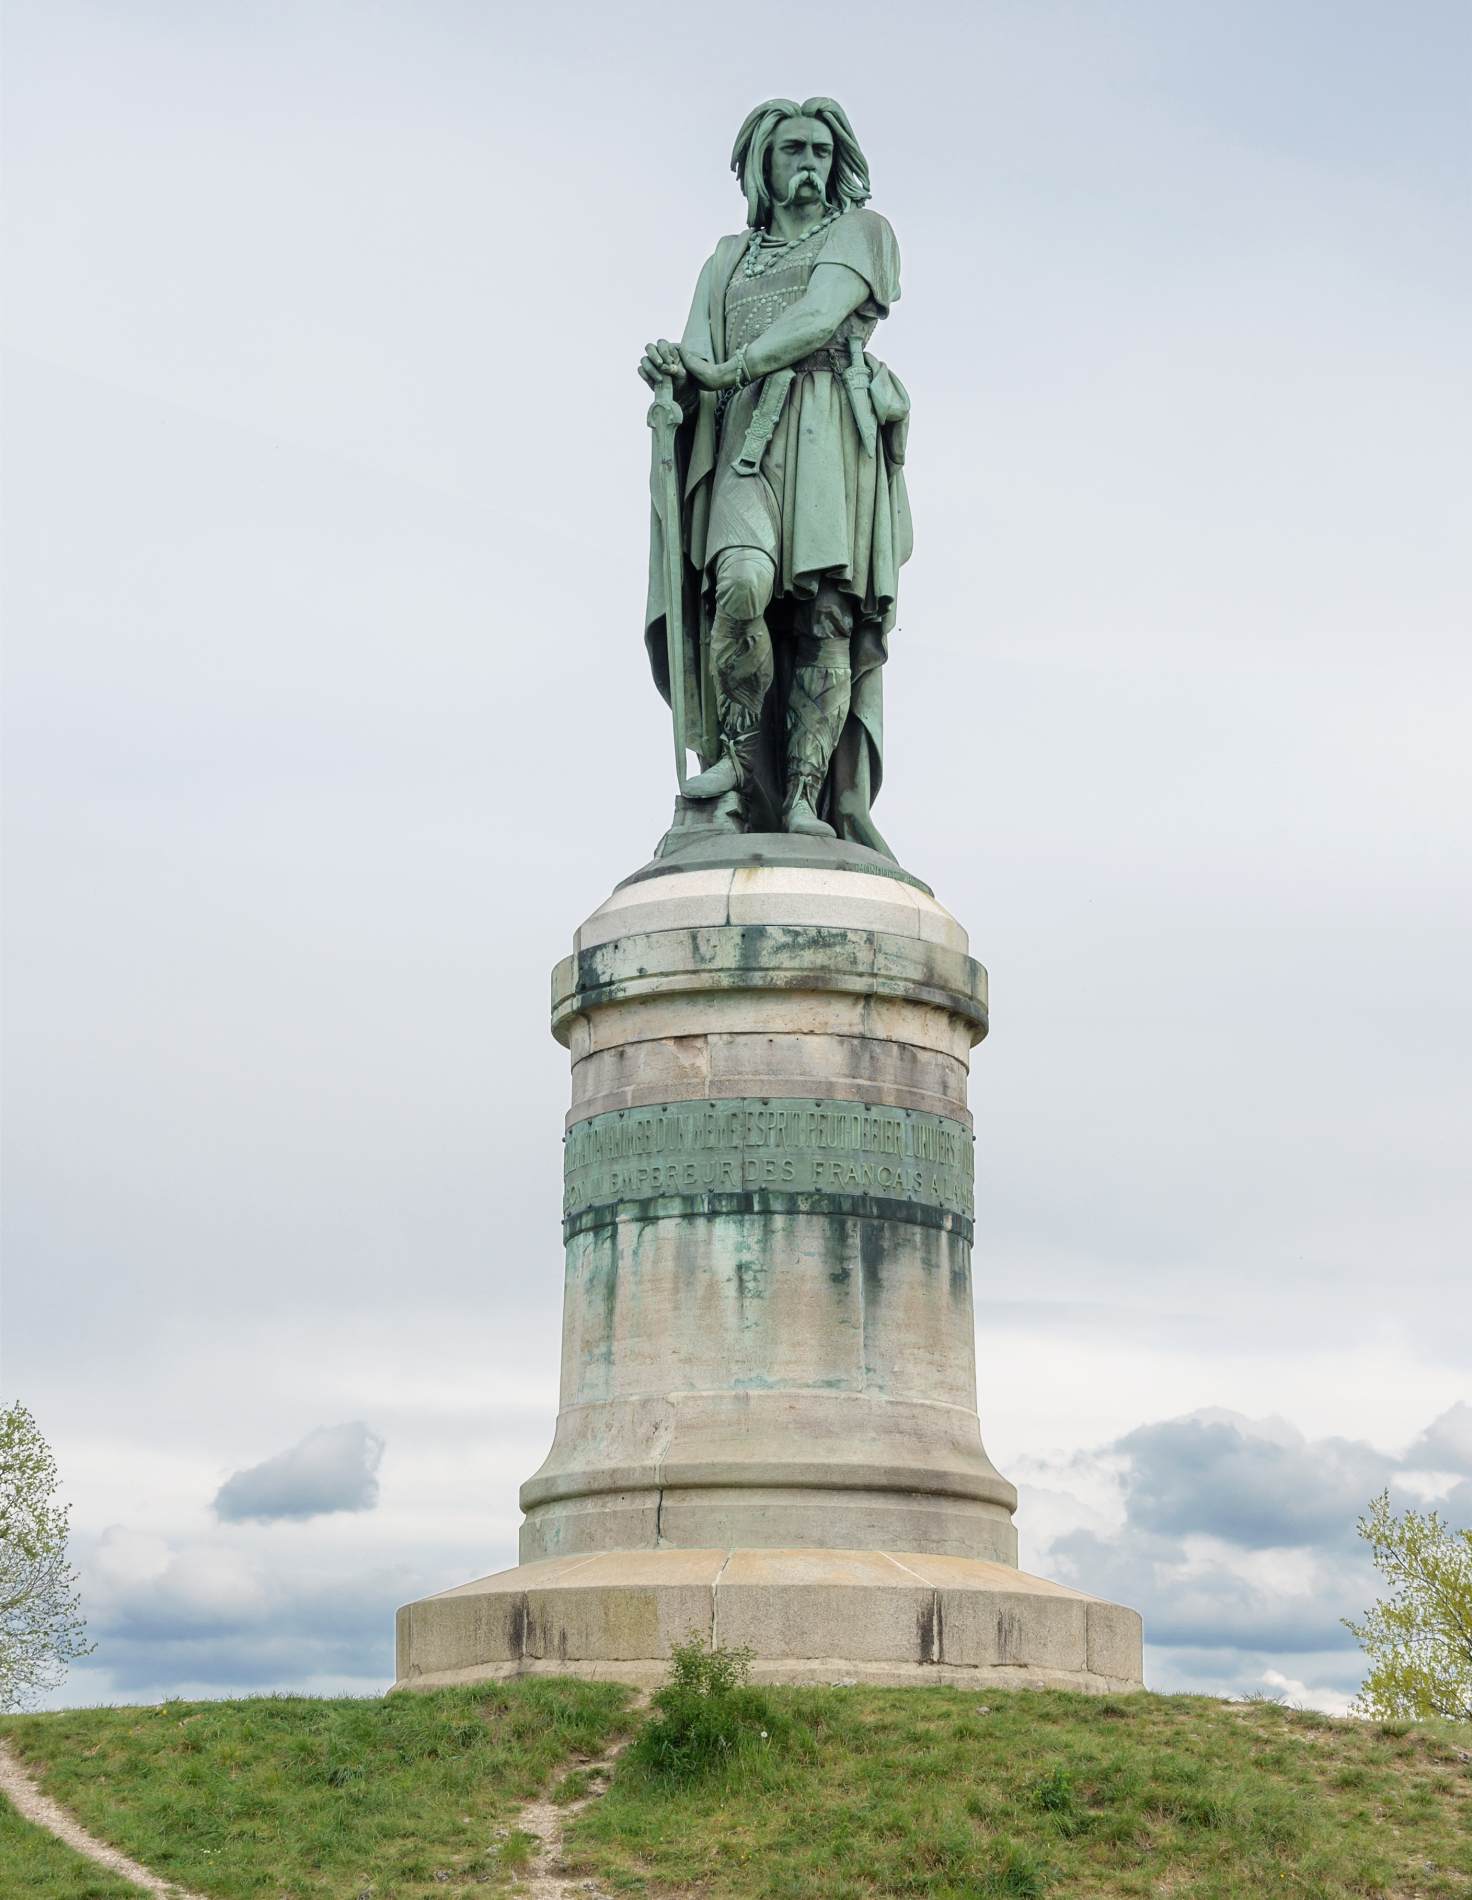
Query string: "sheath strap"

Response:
xmin=732 ymin=368 xmax=796 ymax=477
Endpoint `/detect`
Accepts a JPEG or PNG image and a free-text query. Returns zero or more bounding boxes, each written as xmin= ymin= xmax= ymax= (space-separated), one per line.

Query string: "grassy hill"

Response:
xmin=2 ymin=1678 xmax=1469 ymax=1899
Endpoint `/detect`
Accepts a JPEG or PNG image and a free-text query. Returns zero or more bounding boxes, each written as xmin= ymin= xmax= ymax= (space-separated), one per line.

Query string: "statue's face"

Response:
xmin=768 ymin=115 xmax=834 ymax=211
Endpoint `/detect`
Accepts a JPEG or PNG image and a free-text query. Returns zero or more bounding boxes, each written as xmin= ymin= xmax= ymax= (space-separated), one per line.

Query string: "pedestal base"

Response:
xmin=395 ymin=1547 xmax=1144 ymax=1694
xmin=398 ymin=850 xmax=1144 ymax=1697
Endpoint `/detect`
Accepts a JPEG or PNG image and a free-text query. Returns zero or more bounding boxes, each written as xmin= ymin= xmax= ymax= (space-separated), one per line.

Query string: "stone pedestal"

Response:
xmin=396 ymin=838 xmax=1143 ymax=1691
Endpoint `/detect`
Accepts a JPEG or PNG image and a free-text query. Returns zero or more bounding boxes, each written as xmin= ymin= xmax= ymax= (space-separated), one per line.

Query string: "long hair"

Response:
xmin=730 ymin=97 xmax=871 ymax=229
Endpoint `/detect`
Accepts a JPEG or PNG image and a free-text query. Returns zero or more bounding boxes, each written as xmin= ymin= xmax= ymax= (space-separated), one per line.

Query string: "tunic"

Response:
xmin=706 ymin=207 xmax=911 ymax=620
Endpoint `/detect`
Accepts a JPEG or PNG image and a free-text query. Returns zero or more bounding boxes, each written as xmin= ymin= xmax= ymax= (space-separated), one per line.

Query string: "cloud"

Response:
xmin=92 ymin=1527 xmax=269 ymax=1639
xmin=1112 ymin=1411 xmax=1397 ymax=1551
xmin=1053 ymin=1527 xmax=1367 ymax=1653
xmin=76 ymin=1524 xmax=411 ymax=1694
xmin=1442 ymin=1480 xmax=1472 ymax=1524
xmin=1260 ymin=1669 xmax=1355 ymax=1718
xmin=1406 ymin=1402 xmax=1472 ymax=1475
xmin=1024 ymin=1402 xmax=1472 ymax=1693
xmin=1144 ymin=1644 xmax=1366 ymax=1714
xmin=212 ymin=1423 xmax=384 ymax=1524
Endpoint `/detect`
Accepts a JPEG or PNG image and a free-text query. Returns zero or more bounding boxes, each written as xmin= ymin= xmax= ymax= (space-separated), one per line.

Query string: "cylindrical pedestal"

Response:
xmin=396 ymin=839 xmax=1143 ymax=1692
xmin=522 ymin=849 xmax=1015 ymax=1563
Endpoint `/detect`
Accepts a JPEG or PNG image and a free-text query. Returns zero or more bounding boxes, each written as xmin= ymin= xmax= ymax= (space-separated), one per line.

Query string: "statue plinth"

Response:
xmin=395 ymin=843 xmax=1143 ymax=1690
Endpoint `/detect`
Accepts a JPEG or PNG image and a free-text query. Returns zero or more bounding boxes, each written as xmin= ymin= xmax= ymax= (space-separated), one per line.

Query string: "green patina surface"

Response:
xmin=623 ymin=831 xmax=935 ymax=894
xmin=563 ymin=1188 xmax=974 ymax=1247
xmin=564 ymin=1097 xmax=974 ymax=1224
xmin=640 ymin=100 xmax=908 ymax=852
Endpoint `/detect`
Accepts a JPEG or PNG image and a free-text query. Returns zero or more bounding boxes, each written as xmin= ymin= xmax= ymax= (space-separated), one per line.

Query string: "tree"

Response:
xmin=1344 ymin=1489 xmax=1472 ymax=1723
xmin=0 ymin=1402 xmax=94 ymax=1709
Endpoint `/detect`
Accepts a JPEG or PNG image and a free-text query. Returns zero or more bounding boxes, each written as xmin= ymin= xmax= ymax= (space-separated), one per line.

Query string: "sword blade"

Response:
xmin=647 ymin=374 xmax=689 ymax=792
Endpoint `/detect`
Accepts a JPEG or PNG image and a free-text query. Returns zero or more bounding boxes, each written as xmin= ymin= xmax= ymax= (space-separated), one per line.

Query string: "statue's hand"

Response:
xmin=678 ymin=348 xmax=733 ymax=393
xmin=637 ymin=339 xmax=688 ymax=391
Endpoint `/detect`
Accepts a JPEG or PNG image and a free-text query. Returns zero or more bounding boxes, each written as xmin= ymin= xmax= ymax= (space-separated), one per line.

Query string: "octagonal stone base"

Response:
xmin=395 ymin=1547 xmax=1144 ymax=1693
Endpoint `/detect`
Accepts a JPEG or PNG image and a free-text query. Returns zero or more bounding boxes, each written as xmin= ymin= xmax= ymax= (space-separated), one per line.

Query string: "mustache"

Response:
xmin=777 ymin=168 xmax=826 ymax=206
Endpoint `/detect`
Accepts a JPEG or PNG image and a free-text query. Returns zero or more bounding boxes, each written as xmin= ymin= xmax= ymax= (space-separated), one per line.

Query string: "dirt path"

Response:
xmin=0 ymin=1700 xmax=650 ymax=1900
xmin=505 ymin=1693 xmax=649 ymax=1900
xmin=0 ymin=1739 xmax=207 ymax=1898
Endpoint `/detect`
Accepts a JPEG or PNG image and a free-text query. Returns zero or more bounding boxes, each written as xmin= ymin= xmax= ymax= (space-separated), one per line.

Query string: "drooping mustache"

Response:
xmin=777 ymin=168 xmax=825 ymax=207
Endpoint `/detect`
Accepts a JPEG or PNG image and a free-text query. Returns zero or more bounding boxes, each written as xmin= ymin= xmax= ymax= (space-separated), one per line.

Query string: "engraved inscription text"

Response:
xmin=563 ymin=1098 xmax=974 ymax=1218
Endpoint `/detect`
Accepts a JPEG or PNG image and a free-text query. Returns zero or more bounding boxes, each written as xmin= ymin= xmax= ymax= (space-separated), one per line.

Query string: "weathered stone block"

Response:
xmin=1088 ymin=1600 xmax=1146 ymax=1682
xmin=577 ymin=870 xmax=734 ymax=952
xmin=939 ymin=1587 xmax=1089 ymax=1673
xmin=716 ymin=1550 xmax=934 ymax=1662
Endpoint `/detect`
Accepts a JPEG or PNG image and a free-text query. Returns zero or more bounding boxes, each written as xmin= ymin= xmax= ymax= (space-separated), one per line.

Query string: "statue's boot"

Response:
xmin=683 ymin=605 xmax=773 ymax=809
xmin=682 ymin=713 xmax=761 ymax=805
xmin=782 ymin=656 xmax=852 ymax=839
xmin=682 ymin=750 xmax=738 ymax=801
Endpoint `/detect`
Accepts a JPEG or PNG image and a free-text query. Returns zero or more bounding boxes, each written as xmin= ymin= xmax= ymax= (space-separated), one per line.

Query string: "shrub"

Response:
xmin=1031 ymin=1763 xmax=1075 ymax=1814
xmin=628 ymin=1633 xmax=781 ymax=1782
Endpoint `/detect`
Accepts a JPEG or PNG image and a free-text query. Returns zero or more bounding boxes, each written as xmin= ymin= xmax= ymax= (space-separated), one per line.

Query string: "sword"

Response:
xmin=647 ymin=372 xmax=693 ymax=793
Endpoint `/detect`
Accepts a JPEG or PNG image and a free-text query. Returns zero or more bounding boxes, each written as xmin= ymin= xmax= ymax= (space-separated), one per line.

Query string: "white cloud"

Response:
xmin=93 ymin=1526 xmax=170 ymax=1589
xmin=1144 ymin=1644 xmax=1365 ymax=1710
xmin=1260 ymin=1669 xmax=1356 ymax=1718
xmin=70 ymin=1524 xmax=435 ymax=1699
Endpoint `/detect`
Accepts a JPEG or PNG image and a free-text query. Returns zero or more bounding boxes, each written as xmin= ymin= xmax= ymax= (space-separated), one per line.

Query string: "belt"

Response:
xmin=716 ymin=348 xmax=835 ymax=426
xmin=723 ymin=345 xmax=873 ymax=475
xmin=784 ymin=346 xmax=845 ymax=376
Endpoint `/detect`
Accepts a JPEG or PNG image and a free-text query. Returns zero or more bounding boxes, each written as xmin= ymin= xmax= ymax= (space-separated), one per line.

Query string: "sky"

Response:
xmin=2 ymin=0 xmax=1469 ymax=1715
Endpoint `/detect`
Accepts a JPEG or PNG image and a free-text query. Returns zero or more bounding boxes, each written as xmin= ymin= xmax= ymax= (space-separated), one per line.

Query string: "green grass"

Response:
xmin=2 ymin=1677 xmax=631 ymax=1899
xmin=568 ymin=1688 xmax=1472 ymax=1899
xmin=2 ymin=1684 xmax=1469 ymax=1899
xmin=0 ymin=1799 xmax=140 ymax=1900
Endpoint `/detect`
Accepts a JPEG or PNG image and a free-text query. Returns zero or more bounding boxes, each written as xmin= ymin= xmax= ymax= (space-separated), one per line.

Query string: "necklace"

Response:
xmin=742 ymin=206 xmax=841 ymax=279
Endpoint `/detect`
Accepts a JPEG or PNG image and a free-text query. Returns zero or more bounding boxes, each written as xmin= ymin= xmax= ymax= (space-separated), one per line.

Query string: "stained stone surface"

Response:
xmin=395 ymin=847 xmax=1144 ymax=1691
xmin=395 ymin=1547 xmax=1144 ymax=1693
xmin=528 ymin=857 xmax=1009 ymax=1565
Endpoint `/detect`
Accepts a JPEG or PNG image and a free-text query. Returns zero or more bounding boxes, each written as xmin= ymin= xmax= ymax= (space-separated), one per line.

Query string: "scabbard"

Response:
xmin=841 ymin=338 xmax=878 ymax=456
xmin=732 ymin=368 xmax=795 ymax=477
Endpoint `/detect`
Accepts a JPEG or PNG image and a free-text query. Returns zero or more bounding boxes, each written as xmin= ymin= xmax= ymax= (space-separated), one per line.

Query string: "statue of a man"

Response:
xmin=640 ymin=97 xmax=911 ymax=856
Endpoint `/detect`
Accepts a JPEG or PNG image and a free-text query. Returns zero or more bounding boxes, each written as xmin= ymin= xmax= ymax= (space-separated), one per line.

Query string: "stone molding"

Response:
xmin=552 ymin=922 xmax=988 ymax=1048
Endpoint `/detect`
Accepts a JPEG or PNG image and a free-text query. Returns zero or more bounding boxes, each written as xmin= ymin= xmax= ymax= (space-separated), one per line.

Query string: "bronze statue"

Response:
xmin=640 ymin=98 xmax=911 ymax=857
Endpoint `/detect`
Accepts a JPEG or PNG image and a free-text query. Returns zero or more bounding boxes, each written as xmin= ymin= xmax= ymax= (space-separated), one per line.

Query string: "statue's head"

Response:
xmin=731 ymin=97 xmax=871 ymax=229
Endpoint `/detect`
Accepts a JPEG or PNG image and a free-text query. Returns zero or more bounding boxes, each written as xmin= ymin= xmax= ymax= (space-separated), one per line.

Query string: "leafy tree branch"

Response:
xmin=0 ymin=1402 xmax=94 ymax=1710
xmin=1343 ymin=1489 xmax=1472 ymax=1723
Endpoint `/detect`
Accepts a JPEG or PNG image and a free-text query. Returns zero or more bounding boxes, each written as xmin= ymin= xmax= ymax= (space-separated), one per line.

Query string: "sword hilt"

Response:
xmin=647 ymin=371 xmax=682 ymax=441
